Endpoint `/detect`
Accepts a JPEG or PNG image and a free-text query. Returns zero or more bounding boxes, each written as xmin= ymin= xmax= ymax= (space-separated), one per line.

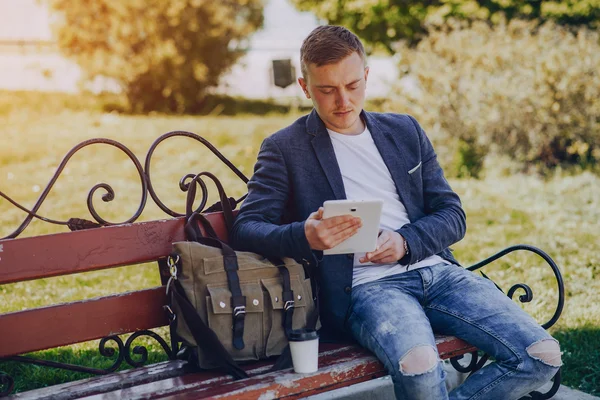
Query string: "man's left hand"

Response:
xmin=359 ymin=230 xmax=406 ymax=264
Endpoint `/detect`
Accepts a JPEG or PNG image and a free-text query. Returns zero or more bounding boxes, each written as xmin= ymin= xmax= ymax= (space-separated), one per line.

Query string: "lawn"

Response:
xmin=1 ymin=102 xmax=599 ymax=395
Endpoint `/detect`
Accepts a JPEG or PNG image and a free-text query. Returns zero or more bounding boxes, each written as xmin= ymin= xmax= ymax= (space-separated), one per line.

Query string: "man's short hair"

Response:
xmin=300 ymin=25 xmax=366 ymax=79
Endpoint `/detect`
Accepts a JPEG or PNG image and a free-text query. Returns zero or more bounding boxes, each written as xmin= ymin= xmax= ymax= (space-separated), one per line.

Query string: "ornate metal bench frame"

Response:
xmin=0 ymin=132 xmax=565 ymax=399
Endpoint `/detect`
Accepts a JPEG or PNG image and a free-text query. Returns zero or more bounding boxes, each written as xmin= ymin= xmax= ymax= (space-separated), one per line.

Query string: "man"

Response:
xmin=231 ymin=25 xmax=561 ymax=399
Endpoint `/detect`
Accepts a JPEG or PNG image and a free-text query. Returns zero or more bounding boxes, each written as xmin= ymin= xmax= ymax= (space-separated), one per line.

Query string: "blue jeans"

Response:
xmin=345 ymin=263 xmax=560 ymax=400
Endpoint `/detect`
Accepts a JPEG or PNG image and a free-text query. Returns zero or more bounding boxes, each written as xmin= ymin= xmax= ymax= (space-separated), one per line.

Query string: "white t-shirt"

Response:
xmin=327 ymin=126 xmax=448 ymax=287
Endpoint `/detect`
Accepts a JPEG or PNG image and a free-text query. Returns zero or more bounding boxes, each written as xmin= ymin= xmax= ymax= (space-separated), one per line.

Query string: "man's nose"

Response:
xmin=336 ymin=90 xmax=350 ymax=108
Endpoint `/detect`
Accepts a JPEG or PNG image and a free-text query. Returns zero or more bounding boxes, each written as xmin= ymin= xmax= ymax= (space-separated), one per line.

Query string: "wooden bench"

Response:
xmin=0 ymin=133 xmax=565 ymax=399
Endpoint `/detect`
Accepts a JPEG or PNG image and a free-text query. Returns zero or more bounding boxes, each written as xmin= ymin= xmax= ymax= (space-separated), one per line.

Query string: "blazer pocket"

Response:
xmin=408 ymin=161 xmax=422 ymax=175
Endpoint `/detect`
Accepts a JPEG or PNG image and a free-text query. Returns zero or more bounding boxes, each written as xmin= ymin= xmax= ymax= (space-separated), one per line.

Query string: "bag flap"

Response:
xmin=206 ymin=282 xmax=264 ymax=314
xmin=203 ymin=251 xmax=280 ymax=275
xmin=261 ymin=276 xmax=307 ymax=310
xmin=172 ymin=241 xmax=222 ymax=282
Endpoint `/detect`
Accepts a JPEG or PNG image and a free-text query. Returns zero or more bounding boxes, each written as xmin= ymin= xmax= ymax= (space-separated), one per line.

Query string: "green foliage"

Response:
xmin=386 ymin=20 xmax=600 ymax=174
xmin=291 ymin=0 xmax=600 ymax=50
xmin=46 ymin=0 xmax=264 ymax=113
xmin=454 ymin=137 xmax=487 ymax=179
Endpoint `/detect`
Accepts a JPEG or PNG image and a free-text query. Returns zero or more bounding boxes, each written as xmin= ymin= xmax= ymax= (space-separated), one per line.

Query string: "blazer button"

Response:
xmin=345 ymin=286 xmax=352 ymax=294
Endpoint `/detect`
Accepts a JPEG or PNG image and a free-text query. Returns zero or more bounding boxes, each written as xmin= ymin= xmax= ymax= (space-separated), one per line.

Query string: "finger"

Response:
xmin=376 ymin=233 xmax=391 ymax=248
xmin=326 ymin=222 xmax=362 ymax=248
xmin=369 ymin=247 xmax=395 ymax=263
xmin=310 ymin=207 xmax=325 ymax=220
xmin=325 ymin=217 xmax=362 ymax=237
xmin=316 ymin=207 xmax=324 ymax=219
xmin=366 ymin=240 xmax=392 ymax=260
xmin=322 ymin=214 xmax=360 ymax=227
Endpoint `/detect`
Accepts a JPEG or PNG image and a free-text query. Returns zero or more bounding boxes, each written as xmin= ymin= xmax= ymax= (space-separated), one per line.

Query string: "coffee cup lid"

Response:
xmin=288 ymin=329 xmax=319 ymax=342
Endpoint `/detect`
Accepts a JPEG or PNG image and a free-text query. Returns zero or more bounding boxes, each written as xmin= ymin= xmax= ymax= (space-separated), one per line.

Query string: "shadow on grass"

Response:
xmin=553 ymin=326 xmax=600 ymax=396
xmin=0 ymin=344 xmax=170 ymax=394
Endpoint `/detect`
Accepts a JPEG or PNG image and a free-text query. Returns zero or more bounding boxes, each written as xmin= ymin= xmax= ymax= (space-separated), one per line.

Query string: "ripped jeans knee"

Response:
xmin=527 ymin=338 xmax=562 ymax=368
xmin=399 ymin=345 xmax=439 ymax=376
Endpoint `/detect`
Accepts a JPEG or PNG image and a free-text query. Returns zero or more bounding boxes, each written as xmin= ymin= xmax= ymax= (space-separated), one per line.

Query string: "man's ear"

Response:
xmin=364 ymin=66 xmax=370 ymax=84
xmin=298 ymin=77 xmax=311 ymax=99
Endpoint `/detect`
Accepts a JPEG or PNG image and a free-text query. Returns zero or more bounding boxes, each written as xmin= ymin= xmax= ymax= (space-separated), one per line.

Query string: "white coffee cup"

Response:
xmin=288 ymin=329 xmax=319 ymax=373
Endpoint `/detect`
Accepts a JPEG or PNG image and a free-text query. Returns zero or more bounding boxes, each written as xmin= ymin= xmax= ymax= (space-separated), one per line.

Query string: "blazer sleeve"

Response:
xmin=231 ymin=136 xmax=314 ymax=261
xmin=396 ymin=116 xmax=467 ymax=265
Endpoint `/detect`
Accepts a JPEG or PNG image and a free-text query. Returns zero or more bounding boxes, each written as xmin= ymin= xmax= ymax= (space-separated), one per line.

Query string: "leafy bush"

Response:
xmin=46 ymin=0 xmax=264 ymax=113
xmin=387 ymin=19 xmax=600 ymax=175
xmin=292 ymin=0 xmax=600 ymax=51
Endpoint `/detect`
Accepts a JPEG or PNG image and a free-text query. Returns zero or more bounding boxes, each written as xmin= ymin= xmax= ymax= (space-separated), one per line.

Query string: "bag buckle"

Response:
xmin=233 ymin=305 xmax=246 ymax=317
xmin=166 ymin=255 xmax=180 ymax=295
xmin=163 ymin=305 xmax=176 ymax=322
xmin=284 ymin=300 xmax=295 ymax=311
xmin=167 ymin=255 xmax=180 ymax=278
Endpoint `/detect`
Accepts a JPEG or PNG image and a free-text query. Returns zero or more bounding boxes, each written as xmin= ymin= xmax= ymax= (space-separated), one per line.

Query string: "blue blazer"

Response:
xmin=231 ymin=109 xmax=466 ymax=338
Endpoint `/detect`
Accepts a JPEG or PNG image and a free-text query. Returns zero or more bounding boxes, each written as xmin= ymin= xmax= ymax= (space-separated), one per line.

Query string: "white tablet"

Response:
xmin=322 ymin=199 xmax=384 ymax=255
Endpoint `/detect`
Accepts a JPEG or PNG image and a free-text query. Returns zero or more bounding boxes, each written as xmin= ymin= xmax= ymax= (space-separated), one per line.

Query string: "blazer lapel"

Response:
xmin=363 ymin=111 xmax=411 ymax=206
xmin=306 ymin=110 xmax=346 ymax=200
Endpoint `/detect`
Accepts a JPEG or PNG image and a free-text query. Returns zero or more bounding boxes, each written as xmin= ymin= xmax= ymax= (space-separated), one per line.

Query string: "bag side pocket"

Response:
xmin=261 ymin=276 xmax=308 ymax=357
xmin=206 ymin=282 xmax=264 ymax=362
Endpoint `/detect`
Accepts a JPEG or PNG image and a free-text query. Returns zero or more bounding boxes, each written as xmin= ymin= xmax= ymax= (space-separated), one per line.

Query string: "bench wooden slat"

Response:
xmin=0 ymin=212 xmax=230 ymax=285
xmin=14 ymin=346 xmax=377 ymax=399
xmin=0 ymin=287 xmax=168 ymax=357
xmin=27 ymin=339 xmax=474 ymax=400
xmin=178 ymin=339 xmax=476 ymax=400
xmin=10 ymin=360 xmax=189 ymax=400
xmin=435 ymin=335 xmax=477 ymax=359
xmin=78 ymin=344 xmax=384 ymax=400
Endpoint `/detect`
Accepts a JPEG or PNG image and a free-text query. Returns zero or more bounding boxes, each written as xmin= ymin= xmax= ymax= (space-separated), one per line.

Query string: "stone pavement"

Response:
xmin=541 ymin=381 xmax=600 ymax=400
xmin=305 ymin=376 xmax=599 ymax=400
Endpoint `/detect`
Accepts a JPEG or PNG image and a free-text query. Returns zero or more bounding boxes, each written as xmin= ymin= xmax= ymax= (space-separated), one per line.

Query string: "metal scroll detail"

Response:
xmin=467 ymin=244 xmax=565 ymax=330
xmin=144 ymin=131 xmax=248 ymax=218
xmin=0 ymin=373 xmax=14 ymax=397
xmin=123 ymin=330 xmax=177 ymax=368
xmin=0 ymin=132 xmax=249 ymax=240
xmin=0 ymin=330 xmax=176 ymax=390
xmin=0 ymin=138 xmax=148 ymax=240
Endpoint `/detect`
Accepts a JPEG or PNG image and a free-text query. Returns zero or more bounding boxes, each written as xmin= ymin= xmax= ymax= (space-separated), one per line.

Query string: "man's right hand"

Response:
xmin=304 ymin=207 xmax=362 ymax=251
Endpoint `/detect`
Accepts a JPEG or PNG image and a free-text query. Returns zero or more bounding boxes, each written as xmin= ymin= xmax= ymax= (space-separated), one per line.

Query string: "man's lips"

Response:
xmin=334 ymin=110 xmax=352 ymax=115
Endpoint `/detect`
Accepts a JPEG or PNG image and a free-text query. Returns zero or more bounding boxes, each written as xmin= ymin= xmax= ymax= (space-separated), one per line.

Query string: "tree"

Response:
xmin=291 ymin=0 xmax=600 ymax=51
xmin=47 ymin=0 xmax=264 ymax=113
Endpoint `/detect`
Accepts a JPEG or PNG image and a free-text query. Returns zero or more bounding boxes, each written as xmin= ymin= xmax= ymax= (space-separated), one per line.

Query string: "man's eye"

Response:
xmin=349 ymin=85 xmax=359 ymax=90
xmin=321 ymin=90 xmax=333 ymax=95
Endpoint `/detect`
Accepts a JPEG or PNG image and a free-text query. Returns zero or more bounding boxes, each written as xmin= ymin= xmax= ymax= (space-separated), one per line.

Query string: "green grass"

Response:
xmin=0 ymin=95 xmax=599 ymax=395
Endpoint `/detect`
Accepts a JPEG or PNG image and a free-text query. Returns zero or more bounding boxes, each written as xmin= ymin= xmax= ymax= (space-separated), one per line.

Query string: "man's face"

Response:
xmin=299 ymin=52 xmax=369 ymax=135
